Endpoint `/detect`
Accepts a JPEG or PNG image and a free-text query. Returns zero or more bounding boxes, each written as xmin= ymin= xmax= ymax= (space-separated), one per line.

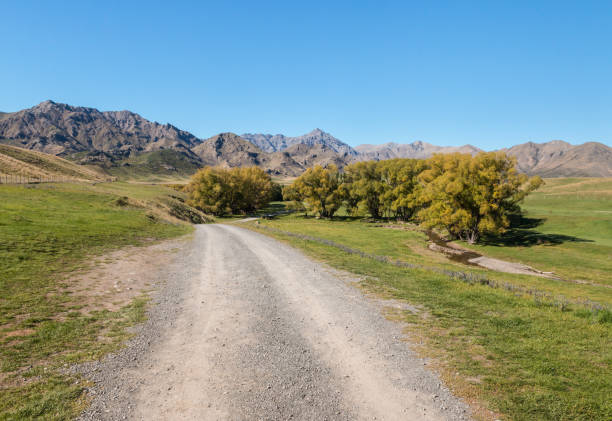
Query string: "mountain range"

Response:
xmin=0 ymin=100 xmax=610 ymax=178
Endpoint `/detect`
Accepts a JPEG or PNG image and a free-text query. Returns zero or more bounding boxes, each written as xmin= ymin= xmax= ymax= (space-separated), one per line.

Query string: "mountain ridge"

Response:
xmin=241 ymin=128 xmax=357 ymax=155
xmin=0 ymin=100 xmax=610 ymax=178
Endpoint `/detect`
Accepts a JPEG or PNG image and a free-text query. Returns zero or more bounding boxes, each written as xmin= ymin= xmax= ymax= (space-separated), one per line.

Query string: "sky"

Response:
xmin=1 ymin=1 xmax=611 ymax=149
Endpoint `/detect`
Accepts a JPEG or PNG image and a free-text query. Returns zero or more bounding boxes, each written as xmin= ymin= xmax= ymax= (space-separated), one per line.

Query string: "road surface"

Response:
xmin=78 ymin=224 xmax=470 ymax=420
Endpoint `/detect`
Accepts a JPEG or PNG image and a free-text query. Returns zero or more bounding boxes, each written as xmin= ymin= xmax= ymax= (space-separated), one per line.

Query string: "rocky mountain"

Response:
xmin=355 ymin=141 xmax=482 ymax=161
xmin=0 ymin=100 xmax=200 ymax=159
xmin=272 ymin=143 xmax=353 ymax=171
xmin=241 ymin=128 xmax=357 ymax=155
xmin=191 ymin=132 xmax=265 ymax=168
xmin=501 ymin=141 xmax=612 ymax=177
xmin=191 ymin=133 xmax=343 ymax=176
xmin=1 ymin=101 xmax=610 ymax=178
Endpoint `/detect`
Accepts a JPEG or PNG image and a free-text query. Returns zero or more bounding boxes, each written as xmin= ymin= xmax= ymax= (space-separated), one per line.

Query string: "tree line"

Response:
xmin=283 ymin=152 xmax=542 ymax=244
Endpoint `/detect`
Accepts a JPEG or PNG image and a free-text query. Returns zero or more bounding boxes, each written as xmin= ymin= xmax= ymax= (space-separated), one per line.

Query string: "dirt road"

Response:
xmin=79 ymin=224 xmax=470 ymax=420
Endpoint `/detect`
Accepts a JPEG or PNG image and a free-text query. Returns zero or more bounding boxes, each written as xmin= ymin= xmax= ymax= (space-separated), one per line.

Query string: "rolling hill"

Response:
xmin=0 ymin=144 xmax=110 ymax=182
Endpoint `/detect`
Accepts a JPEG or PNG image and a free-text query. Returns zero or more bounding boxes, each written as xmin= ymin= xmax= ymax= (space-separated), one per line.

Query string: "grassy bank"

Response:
xmin=242 ymin=178 xmax=612 ymax=420
xmin=0 ymin=182 xmax=193 ymax=420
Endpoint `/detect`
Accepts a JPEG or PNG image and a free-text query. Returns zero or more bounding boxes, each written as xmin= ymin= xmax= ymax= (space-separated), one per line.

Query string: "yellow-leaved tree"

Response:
xmin=185 ymin=166 xmax=273 ymax=216
xmin=417 ymin=152 xmax=542 ymax=243
xmin=378 ymin=158 xmax=427 ymax=220
xmin=290 ymin=165 xmax=343 ymax=218
xmin=341 ymin=161 xmax=387 ymax=218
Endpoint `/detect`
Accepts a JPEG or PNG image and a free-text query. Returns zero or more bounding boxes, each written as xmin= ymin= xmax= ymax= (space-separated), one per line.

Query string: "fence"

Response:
xmin=0 ymin=174 xmax=78 ymax=184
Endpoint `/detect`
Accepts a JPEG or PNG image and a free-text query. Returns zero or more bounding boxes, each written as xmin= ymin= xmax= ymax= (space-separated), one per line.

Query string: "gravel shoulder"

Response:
xmin=77 ymin=224 xmax=471 ymax=420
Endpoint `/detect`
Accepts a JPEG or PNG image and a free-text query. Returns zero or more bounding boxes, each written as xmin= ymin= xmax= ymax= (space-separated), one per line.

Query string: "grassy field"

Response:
xmin=243 ymin=178 xmax=612 ymax=420
xmin=0 ymin=182 xmax=193 ymax=420
xmin=462 ymin=178 xmax=612 ymax=286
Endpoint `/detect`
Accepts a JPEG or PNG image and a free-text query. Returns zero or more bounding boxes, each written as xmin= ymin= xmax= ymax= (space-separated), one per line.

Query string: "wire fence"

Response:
xmin=0 ymin=174 xmax=81 ymax=184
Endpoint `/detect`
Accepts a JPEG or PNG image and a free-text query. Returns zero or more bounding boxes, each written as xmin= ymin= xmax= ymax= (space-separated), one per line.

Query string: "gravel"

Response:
xmin=75 ymin=224 xmax=472 ymax=420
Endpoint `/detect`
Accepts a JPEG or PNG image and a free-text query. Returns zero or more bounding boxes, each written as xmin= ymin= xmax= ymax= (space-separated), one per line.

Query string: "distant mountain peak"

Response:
xmin=241 ymin=129 xmax=356 ymax=155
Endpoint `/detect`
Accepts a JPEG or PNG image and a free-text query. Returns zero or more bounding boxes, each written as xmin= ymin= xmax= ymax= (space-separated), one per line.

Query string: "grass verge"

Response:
xmin=0 ymin=183 xmax=193 ymax=420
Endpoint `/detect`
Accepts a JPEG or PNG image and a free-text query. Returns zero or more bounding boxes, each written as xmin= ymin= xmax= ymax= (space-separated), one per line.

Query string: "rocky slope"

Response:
xmin=191 ymin=133 xmax=343 ymax=176
xmin=500 ymin=141 xmax=612 ymax=177
xmin=0 ymin=100 xmax=200 ymax=159
xmin=241 ymin=129 xmax=357 ymax=155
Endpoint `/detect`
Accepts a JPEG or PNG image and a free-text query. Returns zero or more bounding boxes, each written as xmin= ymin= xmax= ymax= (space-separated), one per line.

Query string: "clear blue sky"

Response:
xmin=1 ymin=1 xmax=611 ymax=149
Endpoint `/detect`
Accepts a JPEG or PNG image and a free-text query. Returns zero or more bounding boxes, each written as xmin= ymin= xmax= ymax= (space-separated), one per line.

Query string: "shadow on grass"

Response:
xmin=481 ymin=214 xmax=593 ymax=247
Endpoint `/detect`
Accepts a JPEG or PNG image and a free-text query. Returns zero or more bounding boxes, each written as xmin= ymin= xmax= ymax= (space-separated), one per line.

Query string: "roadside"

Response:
xmin=0 ymin=183 xmax=193 ymax=419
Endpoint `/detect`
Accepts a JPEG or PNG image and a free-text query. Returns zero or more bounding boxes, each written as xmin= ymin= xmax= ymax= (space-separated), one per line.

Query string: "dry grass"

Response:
xmin=0 ymin=144 xmax=109 ymax=182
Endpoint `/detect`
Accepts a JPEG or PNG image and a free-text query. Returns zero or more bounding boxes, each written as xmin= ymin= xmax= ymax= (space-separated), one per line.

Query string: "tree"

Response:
xmin=232 ymin=167 xmax=274 ymax=213
xmin=185 ymin=166 xmax=273 ymax=216
xmin=282 ymin=183 xmax=307 ymax=214
xmin=291 ymin=165 xmax=343 ymax=218
xmin=417 ymin=152 xmax=542 ymax=244
xmin=378 ymin=159 xmax=427 ymax=220
xmin=341 ymin=161 xmax=386 ymax=218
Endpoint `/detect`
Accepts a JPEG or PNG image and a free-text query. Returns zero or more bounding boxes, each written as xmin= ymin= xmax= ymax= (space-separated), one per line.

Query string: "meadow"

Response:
xmin=243 ymin=178 xmax=612 ymax=420
xmin=463 ymin=178 xmax=612 ymax=286
xmin=0 ymin=182 xmax=193 ymax=420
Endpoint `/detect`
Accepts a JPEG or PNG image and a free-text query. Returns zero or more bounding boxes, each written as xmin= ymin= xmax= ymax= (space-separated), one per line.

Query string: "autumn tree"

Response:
xmin=378 ymin=159 xmax=427 ymax=220
xmin=282 ymin=183 xmax=307 ymax=213
xmin=185 ymin=166 xmax=273 ymax=216
xmin=341 ymin=161 xmax=386 ymax=218
xmin=291 ymin=165 xmax=343 ymax=218
xmin=417 ymin=152 xmax=542 ymax=244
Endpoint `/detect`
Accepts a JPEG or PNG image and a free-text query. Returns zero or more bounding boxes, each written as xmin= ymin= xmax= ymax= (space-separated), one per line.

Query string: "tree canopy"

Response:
xmin=185 ymin=166 xmax=274 ymax=216
xmin=285 ymin=153 xmax=542 ymax=243
xmin=285 ymin=165 xmax=343 ymax=218
xmin=417 ymin=152 xmax=542 ymax=243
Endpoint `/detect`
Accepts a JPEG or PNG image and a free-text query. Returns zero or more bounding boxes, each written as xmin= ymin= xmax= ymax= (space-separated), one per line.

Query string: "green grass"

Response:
xmin=243 ymin=178 xmax=612 ymax=420
xmin=461 ymin=178 xmax=612 ymax=286
xmin=0 ymin=183 xmax=192 ymax=420
xmin=106 ymin=149 xmax=201 ymax=182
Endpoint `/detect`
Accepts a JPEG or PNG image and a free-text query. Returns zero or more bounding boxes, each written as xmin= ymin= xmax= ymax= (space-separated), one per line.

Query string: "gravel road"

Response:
xmin=78 ymin=224 xmax=471 ymax=420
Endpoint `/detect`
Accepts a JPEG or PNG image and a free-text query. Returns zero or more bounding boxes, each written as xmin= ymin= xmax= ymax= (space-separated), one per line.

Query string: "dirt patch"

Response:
xmin=4 ymin=329 xmax=35 ymax=337
xmin=64 ymin=237 xmax=190 ymax=313
xmin=426 ymin=231 xmax=559 ymax=278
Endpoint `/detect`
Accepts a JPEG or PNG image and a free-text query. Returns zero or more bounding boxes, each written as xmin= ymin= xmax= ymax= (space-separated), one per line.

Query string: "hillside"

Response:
xmin=0 ymin=100 xmax=200 ymax=159
xmin=0 ymin=144 xmax=110 ymax=182
xmin=501 ymin=141 xmax=612 ymax=177
xmin=107 ymin=149 xmax=203 ymax=181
